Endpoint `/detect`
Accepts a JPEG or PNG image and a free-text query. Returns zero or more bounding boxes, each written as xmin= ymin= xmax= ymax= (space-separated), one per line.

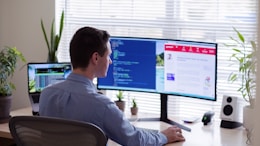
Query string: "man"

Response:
xmin=39 ymin=26 xmax=185 ymax=146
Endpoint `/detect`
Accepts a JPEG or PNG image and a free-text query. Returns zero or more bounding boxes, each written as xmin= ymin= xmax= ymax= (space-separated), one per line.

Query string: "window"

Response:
xmin=56 ymin=0 xmax=258 ymax=121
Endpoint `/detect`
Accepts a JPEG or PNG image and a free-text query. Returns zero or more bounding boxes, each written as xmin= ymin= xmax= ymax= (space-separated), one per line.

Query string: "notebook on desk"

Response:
xmin=27 ymin=62 xmax=72 ymax=115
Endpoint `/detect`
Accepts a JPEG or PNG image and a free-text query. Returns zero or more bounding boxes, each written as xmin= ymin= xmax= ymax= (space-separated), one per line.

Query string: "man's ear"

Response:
xmin=92 ymin=52 xmax=99 ymax=64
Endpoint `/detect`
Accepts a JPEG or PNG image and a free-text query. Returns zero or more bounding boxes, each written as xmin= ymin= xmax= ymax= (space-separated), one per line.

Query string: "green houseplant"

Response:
xmin=115 ymin=90 xmax=125 ymax=112
xmin=41 ymin=10 xmax=64 ymax=62
xmin=227 ymin=27 xmax=256 ymax=107
xmin=0 ymin=46 xmax=26 ymax=123
xmin=130 ymin=98 xmax=138 ymax=115
xmin=226 ymin=27 xmax=256 ymax=134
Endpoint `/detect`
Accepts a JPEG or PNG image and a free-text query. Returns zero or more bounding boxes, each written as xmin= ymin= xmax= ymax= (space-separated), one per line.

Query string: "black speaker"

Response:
xmin=220 ymin=95 xmax=242 ymax=128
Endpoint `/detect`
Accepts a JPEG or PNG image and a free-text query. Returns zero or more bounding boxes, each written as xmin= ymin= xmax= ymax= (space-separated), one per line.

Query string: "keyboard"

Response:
xmin=133 ymin=117 xmax=192 ymax=132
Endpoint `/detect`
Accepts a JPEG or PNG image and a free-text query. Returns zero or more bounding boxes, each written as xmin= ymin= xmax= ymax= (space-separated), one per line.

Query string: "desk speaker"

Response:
xmin=220 ymin=95 xmax=242 ymax=128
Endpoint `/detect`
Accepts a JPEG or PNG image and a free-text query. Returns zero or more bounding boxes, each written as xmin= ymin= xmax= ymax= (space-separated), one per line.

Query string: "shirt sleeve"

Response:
xmin=102 ymin=103 xmax=168 ymax=146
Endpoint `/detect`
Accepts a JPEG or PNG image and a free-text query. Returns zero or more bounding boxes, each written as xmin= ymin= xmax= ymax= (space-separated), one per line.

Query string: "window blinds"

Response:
xmin=56 ymin=0 xmax=258 ymax=120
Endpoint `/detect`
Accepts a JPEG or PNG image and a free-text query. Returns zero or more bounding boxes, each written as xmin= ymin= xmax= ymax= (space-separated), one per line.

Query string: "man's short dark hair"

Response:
xmin=70 ymin=26 xmax=110 ymax=69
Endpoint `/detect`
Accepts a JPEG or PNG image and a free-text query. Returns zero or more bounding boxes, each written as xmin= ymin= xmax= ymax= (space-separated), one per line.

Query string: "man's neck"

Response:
xmin=72 ymin=68 xmax=94 ymax=81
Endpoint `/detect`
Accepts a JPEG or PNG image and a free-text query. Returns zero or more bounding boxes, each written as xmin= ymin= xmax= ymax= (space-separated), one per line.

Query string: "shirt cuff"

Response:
xmin=159 ymin=132 xmax=168 ymax=145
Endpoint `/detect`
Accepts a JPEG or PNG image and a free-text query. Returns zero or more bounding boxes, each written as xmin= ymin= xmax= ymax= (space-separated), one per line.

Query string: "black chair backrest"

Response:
xmin=9 ymin=116 xmax=107 ymax=146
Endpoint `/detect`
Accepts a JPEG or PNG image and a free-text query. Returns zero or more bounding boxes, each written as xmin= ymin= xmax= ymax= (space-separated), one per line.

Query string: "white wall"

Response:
xmin=0 ymin=0 xmax=55 ymax=110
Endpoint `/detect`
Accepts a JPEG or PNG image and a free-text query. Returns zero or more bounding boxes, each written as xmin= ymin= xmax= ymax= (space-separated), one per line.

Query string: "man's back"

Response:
xmin=39 ymin=73 xmax=112 ymax=123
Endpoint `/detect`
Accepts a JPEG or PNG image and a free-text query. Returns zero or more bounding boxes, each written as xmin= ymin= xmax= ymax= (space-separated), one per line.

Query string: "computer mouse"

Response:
xmin=202 ymin=111 xmax=215 ymax=125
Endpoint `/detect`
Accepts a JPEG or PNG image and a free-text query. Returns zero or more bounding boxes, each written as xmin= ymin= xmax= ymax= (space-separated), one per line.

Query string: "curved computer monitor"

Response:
xmin=97 ymin=37 xmax=217 ymax=101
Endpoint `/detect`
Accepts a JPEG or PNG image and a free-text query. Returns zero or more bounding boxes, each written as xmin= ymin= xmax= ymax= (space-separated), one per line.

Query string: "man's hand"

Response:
xmin=161 ymin=125 xmax=185 ymax=143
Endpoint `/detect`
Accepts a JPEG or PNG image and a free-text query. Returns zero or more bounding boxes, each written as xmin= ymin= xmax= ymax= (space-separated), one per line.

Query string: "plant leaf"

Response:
xmin=41 ymin=20 xmax=51 ymax=51
xmin=59 ymin=11 xmax=64 ymax=38
xmin=50 ymin=19 xmax=55 ymax=52
xmin=233 ymin=27 xmax=245 ymax=43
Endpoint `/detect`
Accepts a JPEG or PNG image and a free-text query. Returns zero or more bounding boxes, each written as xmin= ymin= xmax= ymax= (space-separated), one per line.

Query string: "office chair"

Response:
xmin=8 ymin=116 xmax=108 ymax=146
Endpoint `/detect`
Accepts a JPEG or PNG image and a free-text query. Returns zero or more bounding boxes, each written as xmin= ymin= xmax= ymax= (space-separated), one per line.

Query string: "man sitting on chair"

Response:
xmin=39 ymin=26 xmax=185 ymax=146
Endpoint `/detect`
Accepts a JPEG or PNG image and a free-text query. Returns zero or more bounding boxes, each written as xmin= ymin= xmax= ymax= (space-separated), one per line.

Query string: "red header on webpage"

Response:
xmin=164 ymin=44 xmax=216 ymax=55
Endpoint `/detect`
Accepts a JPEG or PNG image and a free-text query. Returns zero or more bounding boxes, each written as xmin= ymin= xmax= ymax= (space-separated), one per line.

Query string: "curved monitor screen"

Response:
xmin=97 ymin=37 xmax=217 ymax=101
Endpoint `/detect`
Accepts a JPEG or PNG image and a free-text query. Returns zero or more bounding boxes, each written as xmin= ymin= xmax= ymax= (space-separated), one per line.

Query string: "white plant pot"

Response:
xmin=243 ymin=105 xmax=254 ymax=131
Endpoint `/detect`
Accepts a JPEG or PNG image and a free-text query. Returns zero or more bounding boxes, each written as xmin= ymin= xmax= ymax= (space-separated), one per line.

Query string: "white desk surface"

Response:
xmin=0 ymin=107 xmax=248 ymax=146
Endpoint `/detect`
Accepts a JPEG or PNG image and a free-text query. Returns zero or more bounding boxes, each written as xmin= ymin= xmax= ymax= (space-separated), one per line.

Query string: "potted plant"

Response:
xmin=226 ymin=27 xmax=256 ymax=132
xmin=130 ymin=98 xmax=138 ymax=115
xmin=41 ymin=10 xmax=64 ymax=62
xmin=0 ymin=46 xmax=26 ymax=123
xmin=115 ymin=90 xmax=125 ymax=112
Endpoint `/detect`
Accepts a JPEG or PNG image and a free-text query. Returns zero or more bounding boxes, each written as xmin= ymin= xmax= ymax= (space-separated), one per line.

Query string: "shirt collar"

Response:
xmin=67 ymin=72 xmax=96 ymax=88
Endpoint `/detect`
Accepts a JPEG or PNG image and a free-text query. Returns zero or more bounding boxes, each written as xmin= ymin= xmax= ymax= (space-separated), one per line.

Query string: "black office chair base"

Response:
xmin=220 ymin=120 xmax=242 ymax=129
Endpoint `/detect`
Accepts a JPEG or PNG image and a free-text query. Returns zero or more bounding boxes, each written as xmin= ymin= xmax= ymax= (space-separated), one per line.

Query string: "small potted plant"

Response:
xmin=130 ymin=98 xmax=138 ymax=115
xmin=226 ymin=27 xmax=256 ymax=132
xmin=0 ymin=46 xmax=26 ymax=123
xmin=115 ymin=90 xmax=125 ymax=112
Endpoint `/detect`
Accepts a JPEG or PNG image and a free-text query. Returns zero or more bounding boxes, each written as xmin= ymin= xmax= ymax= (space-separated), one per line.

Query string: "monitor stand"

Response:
xmin=136 ymin=94 xmax=191 ymax=132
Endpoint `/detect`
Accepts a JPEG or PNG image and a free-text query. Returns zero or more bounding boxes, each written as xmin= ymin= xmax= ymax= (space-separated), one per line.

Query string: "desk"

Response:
xmin=0 ymin=107 xmax=248 ymax=146
xmin=0 ymin=107 xmax=32 ymax=139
